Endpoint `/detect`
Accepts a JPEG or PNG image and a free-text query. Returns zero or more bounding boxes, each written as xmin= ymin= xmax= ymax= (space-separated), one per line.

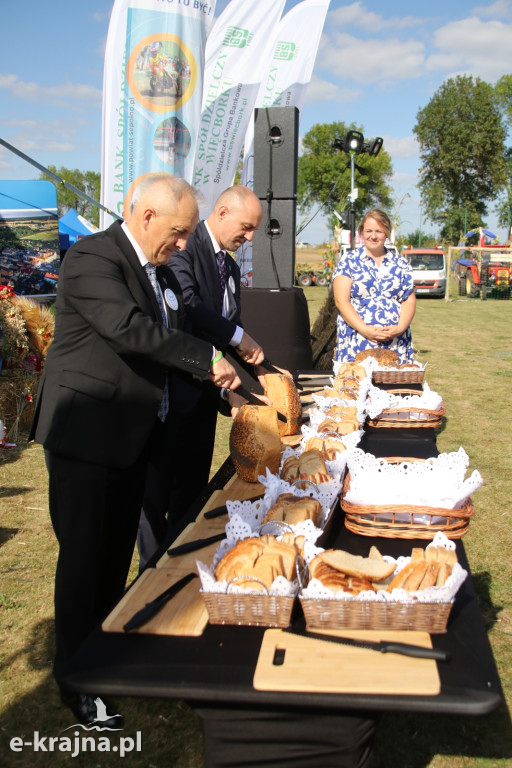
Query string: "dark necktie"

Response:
xmin=144 ymin=263 xmax=169 ymax=421
xmin=217 ymin=250 xmax=227 ymax=294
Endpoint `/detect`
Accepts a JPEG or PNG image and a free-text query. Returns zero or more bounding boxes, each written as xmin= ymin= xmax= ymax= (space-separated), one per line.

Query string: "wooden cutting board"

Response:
xmin=253 ymin=628 xmax=441 ymax=695
xmin=102 ymin=566 xmax=208 ymax=636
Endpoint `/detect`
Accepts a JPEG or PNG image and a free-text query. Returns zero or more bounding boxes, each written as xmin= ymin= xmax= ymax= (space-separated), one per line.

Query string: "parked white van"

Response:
xmin=403 ymin=247 xmax=447 ymax=298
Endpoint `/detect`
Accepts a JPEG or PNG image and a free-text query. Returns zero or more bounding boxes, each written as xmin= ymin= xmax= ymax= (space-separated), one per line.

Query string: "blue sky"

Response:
xmin=1 ymin=0 xmax=512 ymax=244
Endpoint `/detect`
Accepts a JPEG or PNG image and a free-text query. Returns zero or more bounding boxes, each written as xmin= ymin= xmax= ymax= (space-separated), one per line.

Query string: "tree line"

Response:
xmin=40 ymin=73 xmax=512 ymax=245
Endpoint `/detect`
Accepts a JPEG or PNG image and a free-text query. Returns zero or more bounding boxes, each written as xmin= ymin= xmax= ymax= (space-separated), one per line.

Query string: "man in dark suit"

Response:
xmin=30 ymin=173 xmax=240 ymax=726
xmin=138 ymin=186 xmax=284 ymax=569
xmin=136 ymin=186 xmax=270 ymax=567
xmin=171 ymin=185 xmax=264 ymax=360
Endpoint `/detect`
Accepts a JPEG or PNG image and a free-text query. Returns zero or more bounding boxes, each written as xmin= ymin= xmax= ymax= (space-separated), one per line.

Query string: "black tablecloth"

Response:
xmin=59 ymin=400 xmax=503 ymax=767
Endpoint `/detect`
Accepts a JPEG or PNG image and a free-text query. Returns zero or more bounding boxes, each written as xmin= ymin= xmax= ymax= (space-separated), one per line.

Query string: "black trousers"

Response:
xmin=138 ymin=394 xmax=218 ymax=568
xmin=46 ymin=419 xmax=164 ymax=681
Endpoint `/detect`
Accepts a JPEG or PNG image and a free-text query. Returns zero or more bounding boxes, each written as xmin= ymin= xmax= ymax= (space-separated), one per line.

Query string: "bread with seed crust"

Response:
xmin=230 ymin=405 xmax=282 ymax=483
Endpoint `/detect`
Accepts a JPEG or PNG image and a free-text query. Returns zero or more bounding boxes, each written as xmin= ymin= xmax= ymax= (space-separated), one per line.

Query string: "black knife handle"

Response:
xmin=204 ymin=494 xmax=264 ymax=519
xmin=167 ymin=533 xmax=225 ymax=557
xmin=123 ymin=572 xmax=197 ymax=631
xmin=203 ymin=504 xmax=228 ymax=520
xmin=382 ymin=642 xmax=450 ymax=661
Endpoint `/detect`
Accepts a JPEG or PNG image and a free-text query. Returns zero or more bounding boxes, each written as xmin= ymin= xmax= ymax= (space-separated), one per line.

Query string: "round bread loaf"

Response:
xmin=229 ymin=405 xmax=282 ymax=483
xmin=354 ymin=347 xmax=399 ymax=367
xmin=263 ymin=373 xmax=302 ymax=436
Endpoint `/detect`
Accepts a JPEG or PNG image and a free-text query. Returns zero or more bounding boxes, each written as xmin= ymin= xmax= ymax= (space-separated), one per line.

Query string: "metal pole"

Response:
xmin=0 ymin=137 xmax=122 ymax=221
xmin=349 ymin=153 xmax=356 ymax=247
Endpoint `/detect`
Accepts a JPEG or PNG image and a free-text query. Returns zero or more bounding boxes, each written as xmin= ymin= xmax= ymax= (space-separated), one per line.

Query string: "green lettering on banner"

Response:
xmin=273 ymin=41 xmax=296 ymax=61
xmin=222 ymin=26 xmax=253 ymax=48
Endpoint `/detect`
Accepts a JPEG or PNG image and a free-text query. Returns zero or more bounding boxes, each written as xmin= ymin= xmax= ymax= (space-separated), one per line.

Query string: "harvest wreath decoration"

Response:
xmin=0 ymin=285 xmax=54 ymax=444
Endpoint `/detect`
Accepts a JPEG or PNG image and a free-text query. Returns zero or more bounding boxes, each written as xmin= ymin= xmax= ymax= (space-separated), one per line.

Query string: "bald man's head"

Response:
xmin=207 ymin=185 xmax=263 ymax=252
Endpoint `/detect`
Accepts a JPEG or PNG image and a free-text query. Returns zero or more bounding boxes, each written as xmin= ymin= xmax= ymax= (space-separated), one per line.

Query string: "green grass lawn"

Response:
xmin=1 ymin=290 xmax=511 ymax=767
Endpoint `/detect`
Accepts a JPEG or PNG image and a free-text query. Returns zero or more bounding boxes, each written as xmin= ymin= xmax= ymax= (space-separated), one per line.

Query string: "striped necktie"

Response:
xmin=217 ymin=250 xmax=227 ymax=294
xmin=144 ymin=263 xmax=169 ymax=421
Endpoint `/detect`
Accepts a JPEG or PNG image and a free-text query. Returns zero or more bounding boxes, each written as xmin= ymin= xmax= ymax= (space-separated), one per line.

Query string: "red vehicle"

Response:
xmin=455 ymin=245 xmax=512 ymax=298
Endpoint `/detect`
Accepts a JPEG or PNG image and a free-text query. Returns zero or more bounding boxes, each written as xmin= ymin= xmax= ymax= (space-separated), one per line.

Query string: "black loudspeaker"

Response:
xmin=253 ymin=107 xmax=299 ymax=200
xmin=240 ymin=287 xmax=312 ymax=382
xmin=252 ymin=198 xmax=296 ymax=289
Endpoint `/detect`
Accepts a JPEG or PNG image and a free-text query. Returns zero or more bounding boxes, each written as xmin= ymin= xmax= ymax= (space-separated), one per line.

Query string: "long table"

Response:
xmin=59 ymin=379 xmax=504 ymax=767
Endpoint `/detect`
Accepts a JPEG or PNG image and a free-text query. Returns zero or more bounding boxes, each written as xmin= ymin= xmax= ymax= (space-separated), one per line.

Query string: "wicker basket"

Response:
xmin=341 ymin=464 xmax=475 ymax=539
xmin=300 ymin=595 xmax=453 ymax=633
xmin=201 ymin=589 xmax=296 ymax=628
xmin=367 ymin=388 xmax=445 ymax=429
xmin=372 ymin=368 xmax=425 ymax=385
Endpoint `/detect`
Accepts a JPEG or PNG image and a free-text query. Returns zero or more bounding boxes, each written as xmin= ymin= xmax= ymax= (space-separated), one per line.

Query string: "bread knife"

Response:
xmin=204 ymin=494 xmax=264 ymax=519
xmin=123 ymin=572 xmax=197 ymax=632
xmin=235 ymin=385 xmax=287 ymax=423
xmin=284 ymin=628 xmax=450 ymax=661
xmin=167 ymin=532 xmax=226 ymax=557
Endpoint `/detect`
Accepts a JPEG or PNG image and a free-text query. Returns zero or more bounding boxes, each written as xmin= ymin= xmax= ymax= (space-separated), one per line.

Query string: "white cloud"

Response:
xmin=329 ymin=2 xmax=423 ymax=32
xmin=428 ymin=18 xmax=512 ymax=81
xmin=383 ymin=135 xmax=419 ymax=160
xmin=392 ymin=171 xmax=419 ymax=187
xmin=472 ymin=0 xmax=512 ymax=20
xmin=304 ymin=75 xmax=362 ymax=104
xmin=0 ymin=74 xmax=102 ymax=103
xmin=319 ymin=33 xmax=427 ymax=84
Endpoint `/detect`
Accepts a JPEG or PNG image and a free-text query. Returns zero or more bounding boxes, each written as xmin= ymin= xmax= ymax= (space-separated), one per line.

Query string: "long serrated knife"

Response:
xmin=284 ymin=627 xmax=450 ymax=661
xmin=123 ymin=572 xmax=197 ymax=632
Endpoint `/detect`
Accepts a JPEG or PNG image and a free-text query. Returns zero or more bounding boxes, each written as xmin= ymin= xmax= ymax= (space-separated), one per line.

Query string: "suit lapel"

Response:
xmin=111 ymin=222 xmax=159 ymax=321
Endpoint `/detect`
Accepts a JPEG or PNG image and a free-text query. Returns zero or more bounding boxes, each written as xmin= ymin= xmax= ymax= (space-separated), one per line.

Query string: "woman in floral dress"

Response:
xmin=332 ymin=209 xmax=416 ymax=364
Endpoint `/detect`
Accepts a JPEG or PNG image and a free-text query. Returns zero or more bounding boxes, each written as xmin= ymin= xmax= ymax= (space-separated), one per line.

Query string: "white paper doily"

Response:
xmin=344 ymin=447 xmax=483 ymax=509
xmin=364 ymin=381 xmax=443 ymax=419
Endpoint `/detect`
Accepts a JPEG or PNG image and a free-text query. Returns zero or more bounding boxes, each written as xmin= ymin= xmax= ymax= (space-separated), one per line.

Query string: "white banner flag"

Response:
xmin=193 ymin=0 xmax=286 ymax=219
xmin=100 ymin=0 xmax=216 ymax=228
xmin=242 ymin=0 xmax=330 ymax=190
xmin=237 ymin=0 xmax=330 ymax=284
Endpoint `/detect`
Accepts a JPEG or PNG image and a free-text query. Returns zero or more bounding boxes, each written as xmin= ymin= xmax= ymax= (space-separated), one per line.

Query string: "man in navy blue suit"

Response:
xmin=137 ymin=186 xmax=268 ymax=566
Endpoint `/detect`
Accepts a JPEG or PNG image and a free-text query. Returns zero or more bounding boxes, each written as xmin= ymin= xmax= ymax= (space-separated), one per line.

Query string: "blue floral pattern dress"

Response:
xmin=332 ymin=246 xmax=414 ymax=363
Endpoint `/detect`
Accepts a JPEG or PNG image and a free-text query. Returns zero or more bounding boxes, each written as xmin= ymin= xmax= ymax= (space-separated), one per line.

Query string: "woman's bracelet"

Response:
xmin=211 ymin=349 xmax=223 ymax=366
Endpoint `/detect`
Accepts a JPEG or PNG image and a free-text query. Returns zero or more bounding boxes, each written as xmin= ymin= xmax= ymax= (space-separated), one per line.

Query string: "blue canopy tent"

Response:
xmin=58 ymin=208 xmax=98 ymax=247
